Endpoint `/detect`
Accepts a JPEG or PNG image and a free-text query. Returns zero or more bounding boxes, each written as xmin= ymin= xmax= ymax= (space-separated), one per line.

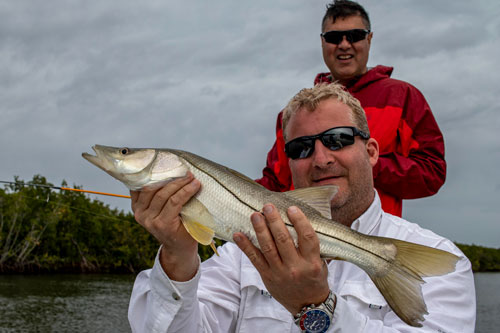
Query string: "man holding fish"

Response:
xmin=119 ymin=83 xmax=475 ymax=332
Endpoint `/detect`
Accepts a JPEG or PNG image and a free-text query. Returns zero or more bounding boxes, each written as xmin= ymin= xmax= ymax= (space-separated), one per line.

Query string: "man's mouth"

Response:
xmin=312 ymin=175 xmax=340 ymax=185
xmin=337 ymin=54 xmax=353 ymax=60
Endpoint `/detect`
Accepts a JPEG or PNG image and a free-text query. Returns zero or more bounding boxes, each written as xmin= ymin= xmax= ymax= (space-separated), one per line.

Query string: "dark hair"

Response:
xmin=322 ymin=0 xmax=371 ymax=31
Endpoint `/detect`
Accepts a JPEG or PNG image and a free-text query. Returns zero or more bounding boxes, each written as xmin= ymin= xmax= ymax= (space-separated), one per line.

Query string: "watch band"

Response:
xmin=293 ymin=291 xmax=337 ymax=333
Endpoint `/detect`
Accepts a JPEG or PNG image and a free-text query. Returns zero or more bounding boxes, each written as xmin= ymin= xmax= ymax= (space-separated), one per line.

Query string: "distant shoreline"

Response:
xmin=455 ymin=243 xmax=500 ymax=272
xmin=1 ymin=242 xmax=498 ymax=274
xmin=1 ymin=177 xmax=498 ymax=274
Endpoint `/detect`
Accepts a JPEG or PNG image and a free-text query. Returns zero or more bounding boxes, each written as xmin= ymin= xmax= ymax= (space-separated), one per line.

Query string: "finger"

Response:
xmin=248 ymin=212 xmax=284 ymax=266
xmin=233 ymin=232 xmax=270 ymax=273
xmin=130 ymin=186 xmax=159 ymax=211
xmin=287 ymin=206 xmax=320 ymax=260
xmin=262 ymin=204 xmax=298 ymax=262
xmin=145 ymin=174 xmax=196 ymax=218
xmin=155 ymin=178 xmax=201 ymax=226
xmin=130 ymin=190 xmax=139 ymax=205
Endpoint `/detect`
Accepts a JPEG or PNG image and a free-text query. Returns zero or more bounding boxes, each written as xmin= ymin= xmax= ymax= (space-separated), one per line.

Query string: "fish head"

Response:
xmin=82 ymin=145 xmax=188 ymax=190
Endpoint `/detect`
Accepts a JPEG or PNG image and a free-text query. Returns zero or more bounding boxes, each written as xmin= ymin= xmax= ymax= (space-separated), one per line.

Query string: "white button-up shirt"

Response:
xmin=128 ymin=193 xmax=476 ymax=332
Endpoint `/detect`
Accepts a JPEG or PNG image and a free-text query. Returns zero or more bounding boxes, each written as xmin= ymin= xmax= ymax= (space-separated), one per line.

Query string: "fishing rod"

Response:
xmin=0 ymin=180 xmax=220 ymax=254
xmin=0 ymin=180 xmax=131 ymax=199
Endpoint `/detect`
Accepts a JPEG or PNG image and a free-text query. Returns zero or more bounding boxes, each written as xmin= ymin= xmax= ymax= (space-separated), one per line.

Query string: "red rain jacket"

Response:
xmin=256 ymin=65 xmax=446 ymax=216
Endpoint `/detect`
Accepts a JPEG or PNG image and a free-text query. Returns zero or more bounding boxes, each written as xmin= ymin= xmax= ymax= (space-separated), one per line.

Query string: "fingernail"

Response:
xmin=233 ymin=234 xmax=241 ymax=243
xmin=263 ymin=205 xmax=273 ymax=214
xmin=288 ymin=206 xmax=298 ymax=214
xmin=251 ymin=214 xmax=261 ymax=225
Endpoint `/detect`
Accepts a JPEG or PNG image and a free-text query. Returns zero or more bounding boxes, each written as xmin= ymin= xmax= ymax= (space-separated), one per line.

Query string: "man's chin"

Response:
xmin=329 ymin=193 xmax=347 ymax=211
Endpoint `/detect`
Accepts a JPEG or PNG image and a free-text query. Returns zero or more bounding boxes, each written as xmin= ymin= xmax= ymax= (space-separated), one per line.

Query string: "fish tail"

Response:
xmin=366 ymin=238 xmax=460 ymax=327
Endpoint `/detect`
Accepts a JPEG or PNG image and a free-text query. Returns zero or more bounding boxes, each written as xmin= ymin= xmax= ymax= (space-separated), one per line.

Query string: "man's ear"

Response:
xmin=366 ymin=138 xmax=379 ymax=167
xmin=367 ymin=31 xmax=373 ymax=46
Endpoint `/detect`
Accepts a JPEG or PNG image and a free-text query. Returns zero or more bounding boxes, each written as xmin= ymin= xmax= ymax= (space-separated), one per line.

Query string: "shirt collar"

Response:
xmin=350 ymin=190 xmax=383 ymax=235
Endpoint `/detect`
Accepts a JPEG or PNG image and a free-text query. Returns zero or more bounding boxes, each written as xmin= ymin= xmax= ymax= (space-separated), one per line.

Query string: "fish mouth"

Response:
xmin=82 ymin=145 xmax=114 ymax=172
xmin=82 ymin=145 xmax=99 ymax=165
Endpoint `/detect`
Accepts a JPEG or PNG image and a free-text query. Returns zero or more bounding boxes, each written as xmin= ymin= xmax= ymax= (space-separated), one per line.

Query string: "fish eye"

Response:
xmin=120 ymin=148 xmax=129 ymax=155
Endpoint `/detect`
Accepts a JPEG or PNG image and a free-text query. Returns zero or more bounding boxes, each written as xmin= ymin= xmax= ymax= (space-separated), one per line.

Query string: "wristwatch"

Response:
xmin=293 ymin=291 xmax=337 ymax=333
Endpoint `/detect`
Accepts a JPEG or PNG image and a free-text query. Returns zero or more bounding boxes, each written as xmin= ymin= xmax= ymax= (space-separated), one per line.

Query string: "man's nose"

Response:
xmin=338 ymin=35 xmax=351 ymax=49
xmin=311 ymin=139 xmax=336 ymax=167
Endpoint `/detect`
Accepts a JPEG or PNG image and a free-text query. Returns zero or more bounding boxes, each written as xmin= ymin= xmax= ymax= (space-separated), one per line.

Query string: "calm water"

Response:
xmin=474 ymin=272 xmax=500 ymax=333
xmin=0 ymin=274 xmax=135 ymax=332
xmin=0 ymin=272 xmax=498 ymax=332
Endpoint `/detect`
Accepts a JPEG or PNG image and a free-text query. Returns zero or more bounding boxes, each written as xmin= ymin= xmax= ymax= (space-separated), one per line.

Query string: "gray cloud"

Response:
xmin=1 ymin=0 xmax=498 ymax=247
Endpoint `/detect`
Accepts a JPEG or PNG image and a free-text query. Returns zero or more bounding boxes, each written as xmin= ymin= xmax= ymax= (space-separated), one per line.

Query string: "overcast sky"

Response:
xmin=1 ymin=0 xmax=499 ymax=248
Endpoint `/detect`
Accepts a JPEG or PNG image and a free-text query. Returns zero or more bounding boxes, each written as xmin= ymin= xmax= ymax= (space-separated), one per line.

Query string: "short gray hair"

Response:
xmin=282 ymin=83 xmax=369 ymax=141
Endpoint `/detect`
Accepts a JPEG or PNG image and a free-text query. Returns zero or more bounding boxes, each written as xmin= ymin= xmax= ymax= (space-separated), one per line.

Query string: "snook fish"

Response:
xmin=82 ymin=144 xmax=459 ymax=327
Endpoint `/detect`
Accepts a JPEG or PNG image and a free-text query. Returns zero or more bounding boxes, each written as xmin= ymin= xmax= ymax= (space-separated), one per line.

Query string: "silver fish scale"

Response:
xmin=167 ymin=149 xmax=379 ymax=265
xmin=84 ymin=145 xmax=460 ymax=327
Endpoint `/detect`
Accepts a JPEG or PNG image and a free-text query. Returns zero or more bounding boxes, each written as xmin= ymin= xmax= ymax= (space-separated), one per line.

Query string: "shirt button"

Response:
xmin=172 ymin=292 xmax=180 ymax=301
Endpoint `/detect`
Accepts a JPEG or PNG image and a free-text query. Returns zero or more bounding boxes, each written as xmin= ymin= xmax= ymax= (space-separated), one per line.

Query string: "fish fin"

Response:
xmin=388 ymin=238 xmax=460 ymax=277
xmin=363 ymin=238 xmax=460 ymax=327
xmin=210 ymin=241 xmax=220 ymax=256
xmin=180 ymin=198 xmax=216 ymax=246
xmin=284 ymin=185 xmax=338 ymax=219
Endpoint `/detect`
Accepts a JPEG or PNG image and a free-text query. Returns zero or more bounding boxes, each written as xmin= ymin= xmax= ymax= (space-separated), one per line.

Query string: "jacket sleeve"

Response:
xmin=373 ymin=86 xmax=446 ymax=199
xmin=255 ymin=112 xmax=293 ymax=192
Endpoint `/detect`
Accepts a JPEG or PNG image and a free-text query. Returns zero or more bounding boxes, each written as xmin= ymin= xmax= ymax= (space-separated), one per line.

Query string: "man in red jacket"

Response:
xmin=256 ymin=0 xmax=446 ymax=216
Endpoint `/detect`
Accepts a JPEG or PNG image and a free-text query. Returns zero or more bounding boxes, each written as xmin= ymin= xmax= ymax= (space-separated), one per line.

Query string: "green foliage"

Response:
xmin=456 ymin=243 xmax=500 ymax=272
xmin=0 ymin=175 xmax=223 ymax=273
xmin=0 ymin=176 xmax=154 ymax=273
xmin=4 ymin=176 xmax=496 ymax=274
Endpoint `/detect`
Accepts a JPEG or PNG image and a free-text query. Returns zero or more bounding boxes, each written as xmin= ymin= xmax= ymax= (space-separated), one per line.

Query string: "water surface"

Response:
xmin=0 ymin=274 xmax=134 ymax=332
xmin=474 ymin=272 xmax=500 ymax=333
xmin=0 ymin=272 xmax=498 ymax=332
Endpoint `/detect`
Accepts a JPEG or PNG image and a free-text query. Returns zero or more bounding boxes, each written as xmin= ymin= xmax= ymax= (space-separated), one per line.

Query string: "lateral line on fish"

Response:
xmin=83 ymin=145 xmax=463 ymax=327
xmin=184 ymin=158 xmax=261 ymax=214
xmin=178 ymin=151 xmax=395 ymax=263
xmin=104 ymin=147 xmax=402 ymax=268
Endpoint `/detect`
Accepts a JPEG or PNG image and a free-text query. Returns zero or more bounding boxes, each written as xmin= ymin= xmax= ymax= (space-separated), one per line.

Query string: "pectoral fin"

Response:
xmin=180 ymin=198 xmax=216 ymax=246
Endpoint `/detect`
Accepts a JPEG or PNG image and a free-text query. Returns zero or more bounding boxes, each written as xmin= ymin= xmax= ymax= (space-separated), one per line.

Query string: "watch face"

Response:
xmin=299 ymin=309 xmax=331 ymax=333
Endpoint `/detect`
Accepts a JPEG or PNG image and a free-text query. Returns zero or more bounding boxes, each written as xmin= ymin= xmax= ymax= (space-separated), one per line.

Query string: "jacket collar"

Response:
xmin=314 ymin=65 xmax=393 ymax=92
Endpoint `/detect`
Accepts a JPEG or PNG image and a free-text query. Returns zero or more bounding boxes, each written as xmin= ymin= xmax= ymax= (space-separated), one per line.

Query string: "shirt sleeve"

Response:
xmin=373 ymin=86 xmax=446 ymax=199
xmin=330 ymin=245 xmax=475 ymax=332
xmin=128 ymin=245 xmax=242 ymax=333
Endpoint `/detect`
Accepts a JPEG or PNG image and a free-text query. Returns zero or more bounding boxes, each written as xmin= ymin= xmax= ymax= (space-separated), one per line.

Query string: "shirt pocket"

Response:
xmin=237 ymin=287 xmax=294 ymax=332
xmin=338 ymin=281 xmax=391 ymax=321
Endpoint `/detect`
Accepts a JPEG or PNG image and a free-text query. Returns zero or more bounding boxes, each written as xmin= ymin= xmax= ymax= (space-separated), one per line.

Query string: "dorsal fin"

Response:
xmin=284 ymin=185 xmax=338 ymax=219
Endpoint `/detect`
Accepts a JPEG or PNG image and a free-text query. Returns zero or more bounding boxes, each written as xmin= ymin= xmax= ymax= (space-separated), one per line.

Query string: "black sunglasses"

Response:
xmin=321 ymin=29 xmax=370 ymax=45
xmin=285 ymin=126 xmax=370 ymax=160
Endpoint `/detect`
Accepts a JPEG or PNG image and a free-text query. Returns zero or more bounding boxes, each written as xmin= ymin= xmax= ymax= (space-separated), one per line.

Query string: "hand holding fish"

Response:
xmin=130 ymin=173 xmax=201 ymax=282
xmin=83 ymin=145 xmax=462 ymax=326
xmin=234 ymin=203 xmax=330 ymax=315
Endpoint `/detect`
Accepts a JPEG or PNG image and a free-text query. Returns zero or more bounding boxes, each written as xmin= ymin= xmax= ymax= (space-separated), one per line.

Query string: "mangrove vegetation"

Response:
xmin=0 ymin=176 xmax=498 ymax=273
